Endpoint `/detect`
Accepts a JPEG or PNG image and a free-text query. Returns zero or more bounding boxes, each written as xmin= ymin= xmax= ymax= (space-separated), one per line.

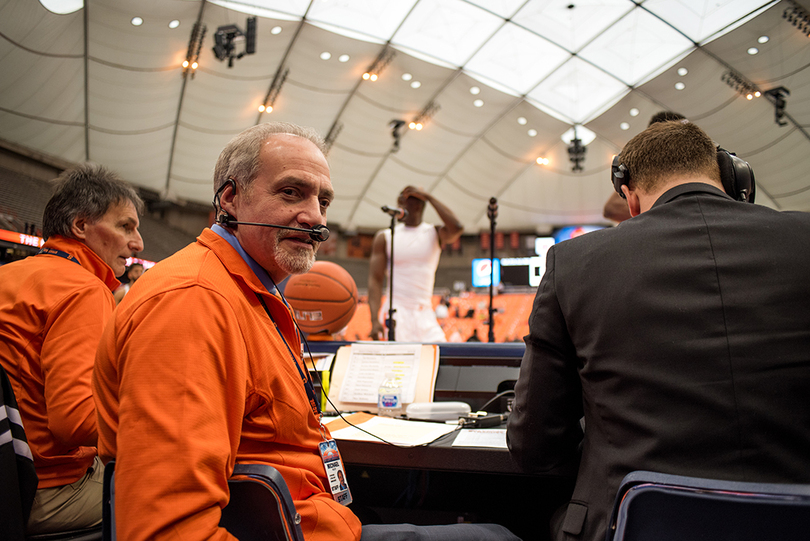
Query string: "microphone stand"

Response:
xmin=386 ymin=213 xmax=397 ymax=341
xmin=487 ymin=197 xmax=498 ymax=343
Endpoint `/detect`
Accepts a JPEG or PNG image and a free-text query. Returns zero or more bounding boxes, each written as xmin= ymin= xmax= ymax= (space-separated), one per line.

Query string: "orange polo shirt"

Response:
xmin=94 ymin=228 xmax=361 ymax=541
xmin=0 ymin=235 xmax=119 ymax=488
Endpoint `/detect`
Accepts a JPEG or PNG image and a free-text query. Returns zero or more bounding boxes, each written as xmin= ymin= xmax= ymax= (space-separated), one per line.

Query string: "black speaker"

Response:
xmin=611 ymin=149 xmax=756 ymax=203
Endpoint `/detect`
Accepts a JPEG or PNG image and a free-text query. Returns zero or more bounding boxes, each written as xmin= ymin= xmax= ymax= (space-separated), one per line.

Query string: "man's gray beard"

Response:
xmin=274 ymin=232 xmax=317 ymax=275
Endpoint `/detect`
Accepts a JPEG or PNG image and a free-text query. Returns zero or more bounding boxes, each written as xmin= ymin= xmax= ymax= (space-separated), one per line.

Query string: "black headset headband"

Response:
xmin=610 ymin=149 xmax=756 ymax=204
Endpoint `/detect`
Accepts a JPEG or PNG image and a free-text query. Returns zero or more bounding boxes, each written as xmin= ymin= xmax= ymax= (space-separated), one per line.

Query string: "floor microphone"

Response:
xmin=381 ymin=205 xmax=408 ymax=219
xmin=219 ymin=215 xmax=330 ymax=242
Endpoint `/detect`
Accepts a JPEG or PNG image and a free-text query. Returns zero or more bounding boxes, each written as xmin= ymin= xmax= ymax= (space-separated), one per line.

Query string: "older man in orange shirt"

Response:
xmin=94 ymin=122 xmax=519 ymax=541
xmin=0 ymin=164 xmax=143 ymax=534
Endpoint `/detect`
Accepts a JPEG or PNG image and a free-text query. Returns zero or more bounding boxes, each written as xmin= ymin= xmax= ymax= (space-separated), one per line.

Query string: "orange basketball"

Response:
xmin=284 ymin=261 xmax=358 ymax=335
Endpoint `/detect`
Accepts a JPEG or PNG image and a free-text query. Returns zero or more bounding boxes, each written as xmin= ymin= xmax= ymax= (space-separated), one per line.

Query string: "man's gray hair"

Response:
xmin=213 ymin=122 xmax=327 ymax=195
xmin=42 ymin=163 xmax=144 ymax=240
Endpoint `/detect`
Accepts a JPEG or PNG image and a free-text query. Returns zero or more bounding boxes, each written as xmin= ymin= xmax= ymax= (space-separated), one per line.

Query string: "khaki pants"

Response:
xmin=27 ymin=456 xmax=105 ymax=534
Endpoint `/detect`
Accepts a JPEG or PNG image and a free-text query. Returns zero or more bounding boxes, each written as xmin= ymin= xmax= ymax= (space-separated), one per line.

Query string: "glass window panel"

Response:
xmin=512 ymin=0 xmax=631 ymax=52
xmin=391 ymin=0 xmax=504 ymax=66
xmin=307 ymin=0 xmax=419 ymax=42
xmin=643 ymin=0 xmax=770 ymax=43
xmin=209 ymin=0 xmax=311 ymax=20
xmin=465 ymin=0 xmax=526 ymax=18
xmin=527 ymin=56 xmax=627 ymax=123
xmin=579 ymin=7 xmax=692 ymax=85
xmin=465 ymin=22 xmax=571 ymax=95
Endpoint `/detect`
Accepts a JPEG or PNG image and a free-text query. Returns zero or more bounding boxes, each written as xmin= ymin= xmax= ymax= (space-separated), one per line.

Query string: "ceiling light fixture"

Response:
xmin=629 ymin=108 xmax=639 ymax=117
xmin=131 ymin=17 xmax=143 ymax=26
xmin=402 ymin=73 xmax=412 ymax=81
xmin=620 ymin=122 xmax=630 ymax=130
xmin=748 ymin=47 xmax=759 ymax=55
xmin=536 ymin=157 xmax=549 ymax=165
xmin=517 ymin=117 xmax=527 ymax=125
xmin=568 ymin=133 xmax=586 ymax=173
xmin=271 ymin=26 xmax=282 ymax=35
xmin=470 ymin=86 xmax=480 ymax=95
xmin=677 ymin=67 xmax=688 ymax=76
xmin=169 ymin=20 xmax=180 ymax=29
xmin=182 ymin=21 xmax=206 ymax=79
xmin=675 ymin=82 xmax=685 ymax=90
xmin=363 ymin=47 xmax=395 ymax=83
xmin=339 ymin=54 xmax=350 ymax=62
xmin=320 ymin=52 xmax=331 ymax=60
xmin=473 ymin=99 xmax=484 ymax=107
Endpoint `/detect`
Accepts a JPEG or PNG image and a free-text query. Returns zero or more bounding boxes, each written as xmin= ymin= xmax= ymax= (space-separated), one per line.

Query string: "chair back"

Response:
xmin=102 ymin=461 xmax=303 ymax=541
xmin=607 ymin=470 xmax=810 ymax=541
xmin=220 ymin=463 xmax=305 ymax=541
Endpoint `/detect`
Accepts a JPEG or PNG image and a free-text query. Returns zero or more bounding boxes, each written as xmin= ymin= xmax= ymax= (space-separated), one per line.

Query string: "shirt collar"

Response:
xmin=211 ymin=224 xmax=277 ymax=294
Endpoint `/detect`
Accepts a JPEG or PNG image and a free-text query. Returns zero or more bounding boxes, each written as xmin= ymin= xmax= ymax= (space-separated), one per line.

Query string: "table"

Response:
xmin=330 ymin=417 xmax=577 ymax=541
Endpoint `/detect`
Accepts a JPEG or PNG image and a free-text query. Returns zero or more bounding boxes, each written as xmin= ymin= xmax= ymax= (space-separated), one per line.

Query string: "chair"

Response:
xmin=606 ymin=470 xmax=810 ymax=541
xmin=102 ymin=462 xmax=304 ymax=541
xmin=221 ymin=463 xmax=305 ymax=541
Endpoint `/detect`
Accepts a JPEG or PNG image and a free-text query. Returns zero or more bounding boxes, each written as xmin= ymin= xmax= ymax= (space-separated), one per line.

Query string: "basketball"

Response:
xmin=284 ymin=261 xmax=358 ymax=335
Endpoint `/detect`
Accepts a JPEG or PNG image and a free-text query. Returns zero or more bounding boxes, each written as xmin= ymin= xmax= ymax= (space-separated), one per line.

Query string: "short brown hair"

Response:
xmin=43 ymin=163 xmax=144 ymax=240
xmin=619 ymin=120 xmax=720 ymax=194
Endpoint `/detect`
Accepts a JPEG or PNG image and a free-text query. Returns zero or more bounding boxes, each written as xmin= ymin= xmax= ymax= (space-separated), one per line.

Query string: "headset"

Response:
xmin=611 ymin=148 xmax=756 ymax=204
xmin=212 ymin=178 xmax=330 ymax=242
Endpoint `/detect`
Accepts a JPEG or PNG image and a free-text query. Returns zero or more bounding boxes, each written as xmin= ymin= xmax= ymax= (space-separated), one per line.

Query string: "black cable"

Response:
xmin=477 ymin=389 xmax=515 ymax=413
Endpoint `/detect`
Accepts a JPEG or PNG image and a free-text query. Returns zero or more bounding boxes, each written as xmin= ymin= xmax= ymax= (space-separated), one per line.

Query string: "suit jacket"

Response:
xmin=507 ymin=183 xmax=810 ymax=541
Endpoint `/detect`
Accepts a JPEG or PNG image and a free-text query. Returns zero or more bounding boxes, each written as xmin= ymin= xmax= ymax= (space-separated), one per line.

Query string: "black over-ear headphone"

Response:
xmin=611 ymin=149 xmax=756 ymax=203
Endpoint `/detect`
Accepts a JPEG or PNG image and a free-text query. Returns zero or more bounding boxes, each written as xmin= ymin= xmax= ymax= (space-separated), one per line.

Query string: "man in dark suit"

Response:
xmin=507 ymin=119 xmax=810 ymax=541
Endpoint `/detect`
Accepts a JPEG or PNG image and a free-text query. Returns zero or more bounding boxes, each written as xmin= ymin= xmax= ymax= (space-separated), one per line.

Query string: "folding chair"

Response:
xmin=221 ymin=463 xmax=305 ymax=541
xmin=606 ymin=470 xmax=810 ymax=541
xmin=102 ymin=462 xmax=304 ymax=541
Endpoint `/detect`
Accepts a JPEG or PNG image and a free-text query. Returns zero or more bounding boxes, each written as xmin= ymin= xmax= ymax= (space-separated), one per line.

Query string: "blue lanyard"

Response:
xmin=38 ymin=247 xmax=80 ymax=266
xmin=255 ymin=293 xmax=321 ymax=417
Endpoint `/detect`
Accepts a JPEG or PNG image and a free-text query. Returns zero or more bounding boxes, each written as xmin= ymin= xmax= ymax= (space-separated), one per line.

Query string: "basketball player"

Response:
xmin=94 ymin=122 xmax=519 ymax=541
xmin=368 ymin=185 xmax=463 ymax=342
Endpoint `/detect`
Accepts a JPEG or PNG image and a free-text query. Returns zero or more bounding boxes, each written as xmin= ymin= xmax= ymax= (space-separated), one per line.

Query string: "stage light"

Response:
xmin=182 ymin=21 xmax=206 ymax=79
xmin=363 ymin=47 xmax=395 ymax=83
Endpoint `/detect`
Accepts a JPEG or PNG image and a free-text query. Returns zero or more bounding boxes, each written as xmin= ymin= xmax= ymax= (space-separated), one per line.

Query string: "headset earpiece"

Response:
xmin=716 ymin=148 xmax=756 ymax=203
xmin=611 ymin=155 xmax=630 ymax=199
xmin=212 ymin=178 xmax=238 ymax=225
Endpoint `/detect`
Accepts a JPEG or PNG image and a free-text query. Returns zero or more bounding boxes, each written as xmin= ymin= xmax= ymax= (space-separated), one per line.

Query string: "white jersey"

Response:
xmin=383 ymin=222 xmax=441 ymax=310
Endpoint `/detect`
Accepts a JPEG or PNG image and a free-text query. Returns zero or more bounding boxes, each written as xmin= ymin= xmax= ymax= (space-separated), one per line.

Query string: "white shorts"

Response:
xmin=390 ymin=305 xmax=446 ymax=343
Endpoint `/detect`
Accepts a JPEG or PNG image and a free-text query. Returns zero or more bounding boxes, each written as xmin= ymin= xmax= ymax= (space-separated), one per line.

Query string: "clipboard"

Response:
xmin=326 ymin=342 xmax=439 ymax=414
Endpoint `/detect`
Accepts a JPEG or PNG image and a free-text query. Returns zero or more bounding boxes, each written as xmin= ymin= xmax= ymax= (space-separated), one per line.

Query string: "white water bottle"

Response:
xmin=377 ymin=372 xmax=402 ymax=417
